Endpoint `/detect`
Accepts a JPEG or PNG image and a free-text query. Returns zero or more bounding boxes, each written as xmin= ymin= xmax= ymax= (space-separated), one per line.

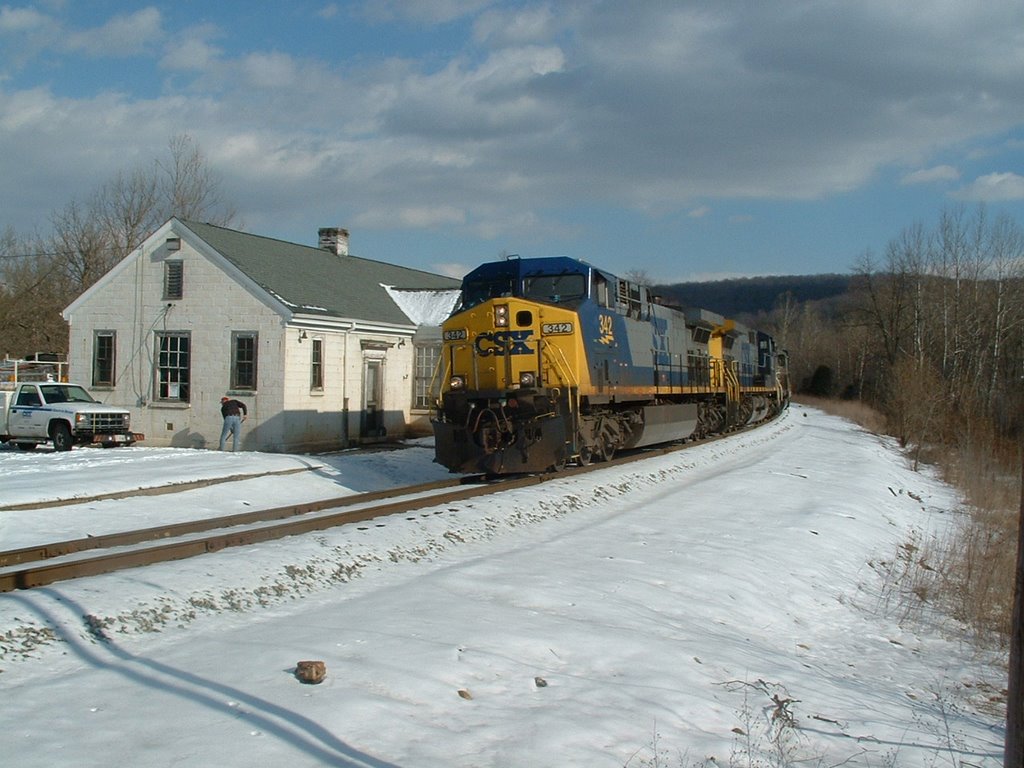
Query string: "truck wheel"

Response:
xmin=50 ymin=423 xmax=73 ymax=452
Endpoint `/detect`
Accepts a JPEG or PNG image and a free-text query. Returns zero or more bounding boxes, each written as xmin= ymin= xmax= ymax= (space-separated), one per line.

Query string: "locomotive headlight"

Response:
xmin=519 ymin=371 xmax=536 ymax=387
xmin=449 ymin=375 xmax=465 ymax=390
xmin=494 ymin=304 xmax=509 ymax=327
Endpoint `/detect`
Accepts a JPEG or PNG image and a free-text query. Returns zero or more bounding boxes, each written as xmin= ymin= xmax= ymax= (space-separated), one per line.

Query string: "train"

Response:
xmin=432 ymin=256 xmax=790 ymax=474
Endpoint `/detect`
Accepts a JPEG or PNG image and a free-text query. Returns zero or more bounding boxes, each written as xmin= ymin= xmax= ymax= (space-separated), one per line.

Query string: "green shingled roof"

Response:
xmin=180 ymin=220 xmax=460 ymax=325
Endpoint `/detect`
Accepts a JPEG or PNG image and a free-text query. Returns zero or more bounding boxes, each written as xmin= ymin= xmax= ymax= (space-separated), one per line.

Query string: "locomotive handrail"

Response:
xmin=472 ymin=341 xmax=481 ymax=390
xmin=428 ymin=355 xmax=447 ymax=409
xmin=540 ymin=338 xmax=580 ymax=427
xmin=725 ymin=361 xmax=741 ymax=403
xmin=540 ymin=338 xmax=582 ymax=455
xmin=540 ymin=338 xmax=579 ymax=390
xmin=710 ymin=359 xmax=741 ymax=401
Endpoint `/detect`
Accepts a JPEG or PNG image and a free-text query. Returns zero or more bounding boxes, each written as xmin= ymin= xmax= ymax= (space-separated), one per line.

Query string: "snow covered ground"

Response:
xmin=0 ymin=405 xmax=1006 ymax=767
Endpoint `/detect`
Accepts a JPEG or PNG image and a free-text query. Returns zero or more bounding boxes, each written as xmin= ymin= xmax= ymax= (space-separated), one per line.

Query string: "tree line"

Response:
xmin=773 ymin=206 xmax=1024 ymax=455
xmin=759 ymin=206 xmax=1024 ymax=762
xmin=0 ymin=135 xmax=234 ymax=359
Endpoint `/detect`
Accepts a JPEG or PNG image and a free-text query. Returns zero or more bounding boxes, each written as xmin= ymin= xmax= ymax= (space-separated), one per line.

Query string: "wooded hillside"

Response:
xmin=653 ymin=273 xmax=850 ymax=318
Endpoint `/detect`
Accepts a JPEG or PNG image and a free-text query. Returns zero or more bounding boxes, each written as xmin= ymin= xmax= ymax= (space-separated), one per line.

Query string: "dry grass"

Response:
xmin=793 ymin=395 xmax=888 ymax=434
xmin=927 ymin=439 xmax=1019 ymax=643
xmin=800 ymin=395 xmax=1019 ymax=646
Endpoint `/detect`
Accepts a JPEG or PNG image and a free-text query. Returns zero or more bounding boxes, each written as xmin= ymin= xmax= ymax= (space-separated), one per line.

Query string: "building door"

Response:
xmin=361 ymin=359 xmax=384 ymax=438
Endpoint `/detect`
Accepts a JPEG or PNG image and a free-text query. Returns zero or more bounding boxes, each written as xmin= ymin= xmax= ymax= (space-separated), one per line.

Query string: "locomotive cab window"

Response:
xmin=523 ymin=273 xmax=586 ymax=304
xmin=593 ymin=273 xmax=612 ymax=307
xmin=460 ymin=278 xmax=515 ymax=309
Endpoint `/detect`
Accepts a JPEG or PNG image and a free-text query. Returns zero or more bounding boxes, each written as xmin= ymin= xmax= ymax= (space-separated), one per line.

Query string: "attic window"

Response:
xmin=166 ymin=237 xmax=181 ymax=251
xmin=164 ymin=260 xmax=183 ymax=300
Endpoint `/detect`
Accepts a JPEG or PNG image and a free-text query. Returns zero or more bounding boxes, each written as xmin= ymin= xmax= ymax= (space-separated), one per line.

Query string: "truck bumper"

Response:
xmin=90 ymin=432 xmax=143 ymax=446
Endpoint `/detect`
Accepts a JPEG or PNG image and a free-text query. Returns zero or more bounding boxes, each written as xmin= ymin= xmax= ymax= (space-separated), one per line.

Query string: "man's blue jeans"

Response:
xmin=220 ymin=415 xmax=242 ymax=451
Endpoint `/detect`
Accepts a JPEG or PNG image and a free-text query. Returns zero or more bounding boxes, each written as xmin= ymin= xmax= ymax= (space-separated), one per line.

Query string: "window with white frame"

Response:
xmin=413 ymin=343 xmax=441 ymax=409
xmin=156 ymin=332 xmax=190 ymax=401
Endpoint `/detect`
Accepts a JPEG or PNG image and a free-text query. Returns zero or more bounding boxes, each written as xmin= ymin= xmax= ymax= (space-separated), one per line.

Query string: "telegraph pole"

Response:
xmin=1007 ymin=450 xmax=1023 ymax=767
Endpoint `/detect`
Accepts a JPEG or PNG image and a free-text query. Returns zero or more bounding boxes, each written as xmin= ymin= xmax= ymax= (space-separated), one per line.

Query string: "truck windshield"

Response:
xmin=40 ymin=385 xmax=96 ymax=404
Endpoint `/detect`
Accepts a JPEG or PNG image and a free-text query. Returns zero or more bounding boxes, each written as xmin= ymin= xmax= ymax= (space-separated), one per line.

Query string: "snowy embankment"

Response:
xmin=0 ymin=405 xmax=1006 ymax=767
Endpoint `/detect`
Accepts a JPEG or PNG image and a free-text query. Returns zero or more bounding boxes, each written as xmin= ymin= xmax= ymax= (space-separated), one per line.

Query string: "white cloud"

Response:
xmin=473 ymin=5 xmax=557 ymax=46
xmin=65 ymin=8 xmax=162 ymax=57
xmin=317 ymin=4 xmax=340 ymax=20
xmin=901 ymin=165 xmax=960 ymax=185
xmin=160 ymin=25 xmax=222 ymax=72
xmin=432 ymin=262 xmax=472 ymax=279
xmin=3 ymin=2 xmax=1024 ymax=257
xmin=953 ymin=172 xmax=1024 ymax=201
xmin=0 ymin=6 xmax=49 ymax=32
xmin=359 ymin=0 xmax=492 ymax=25
xmin=354 ymin=205 xmax=466 ymax=229
xmin=241 ymin=52 xmax=301 ymax=89
xmin=0 ymin=86 xmax=53 ymax=131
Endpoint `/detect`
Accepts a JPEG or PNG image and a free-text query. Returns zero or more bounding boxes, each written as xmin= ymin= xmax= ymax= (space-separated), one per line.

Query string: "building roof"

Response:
xmin=180 ymin=220 xmax=461 ymax=326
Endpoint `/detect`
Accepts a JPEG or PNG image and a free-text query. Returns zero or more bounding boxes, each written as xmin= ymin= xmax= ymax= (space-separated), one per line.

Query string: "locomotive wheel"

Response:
xmin=597 ymin=439 xmax=616 ymax=462
xmin=577 ymin=446 xmax=593 ymax=466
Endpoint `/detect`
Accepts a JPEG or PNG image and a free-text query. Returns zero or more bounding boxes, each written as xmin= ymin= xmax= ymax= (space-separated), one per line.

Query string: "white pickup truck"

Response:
xmin=0 ymin=381 xmax=139 ymax=451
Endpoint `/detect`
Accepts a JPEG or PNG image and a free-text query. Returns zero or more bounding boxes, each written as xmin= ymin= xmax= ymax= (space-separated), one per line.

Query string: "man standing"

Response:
xmin=219 ymin=396 xmax=247 ymax=451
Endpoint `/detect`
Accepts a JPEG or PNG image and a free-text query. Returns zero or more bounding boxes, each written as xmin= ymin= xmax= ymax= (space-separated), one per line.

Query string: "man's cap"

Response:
xmin=221 ymin=396 xmax=229 ymax=402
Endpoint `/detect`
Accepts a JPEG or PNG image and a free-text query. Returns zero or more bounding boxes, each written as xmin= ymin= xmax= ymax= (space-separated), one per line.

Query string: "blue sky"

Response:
xmin=2 ymin=1 xmax=1024 ymax=283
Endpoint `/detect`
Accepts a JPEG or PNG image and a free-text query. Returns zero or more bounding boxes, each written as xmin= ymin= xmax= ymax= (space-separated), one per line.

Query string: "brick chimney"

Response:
xmin=318 ymin=227 xmax=349 ymax=256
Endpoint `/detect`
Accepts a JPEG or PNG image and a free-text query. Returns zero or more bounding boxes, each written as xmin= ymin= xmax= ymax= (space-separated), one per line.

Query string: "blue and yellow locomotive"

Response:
xmin=432 ymin=256 xmax=789 ymax=474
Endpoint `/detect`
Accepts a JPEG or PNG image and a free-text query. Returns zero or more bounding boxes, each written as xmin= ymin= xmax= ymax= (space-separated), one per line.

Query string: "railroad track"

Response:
xmin=0 ymin=475 xmax=507 ymax=592
xmin=0 ymin=421 xmax=775 ymax=592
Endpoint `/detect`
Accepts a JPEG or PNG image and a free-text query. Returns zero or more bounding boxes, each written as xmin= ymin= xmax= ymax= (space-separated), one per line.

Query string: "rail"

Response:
xmin=0 ymin=415 xmax=782 ymax=592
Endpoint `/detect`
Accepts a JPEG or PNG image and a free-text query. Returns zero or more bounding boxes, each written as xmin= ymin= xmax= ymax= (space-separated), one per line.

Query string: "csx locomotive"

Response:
xmin=432 ymin=256 xmax=789 ymax=474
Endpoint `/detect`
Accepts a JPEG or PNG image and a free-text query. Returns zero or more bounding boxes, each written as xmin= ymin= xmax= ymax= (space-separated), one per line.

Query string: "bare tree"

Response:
xmin=851 ymin=247 xmax=912 ymax=367
xmin=0 ymin=230 xmax=72 ymax=357
xmin=624 ymin=268 xmax=653 ymax=287
xmin=50 ymin=199 xmax=114 ymax=292
xmin=885 ymin=356 xmax=945 ymax=463
xmin=96 ymin=166 xmax=160 ymax=262
xmin=771 ymin=291 xmax=799 ymax=352
xmin=158 ymin=134 xmax=235 ymax=224
xmin=983 ymin=215 xmax=1024 ymax=407
xmin=0 ymin=135 xmax=236 ymax=358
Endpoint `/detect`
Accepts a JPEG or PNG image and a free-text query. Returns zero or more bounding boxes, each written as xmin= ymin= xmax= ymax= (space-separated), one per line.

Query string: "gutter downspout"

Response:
xmin=341 ymin=321 xmax=354 ymax=448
